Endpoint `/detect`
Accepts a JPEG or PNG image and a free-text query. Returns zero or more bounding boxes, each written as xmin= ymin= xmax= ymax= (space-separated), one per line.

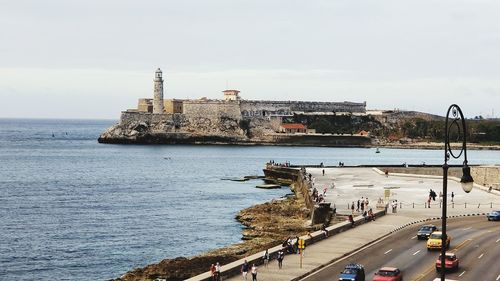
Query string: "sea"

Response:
xmin=1 ymin=118 xmax=499 ymax=281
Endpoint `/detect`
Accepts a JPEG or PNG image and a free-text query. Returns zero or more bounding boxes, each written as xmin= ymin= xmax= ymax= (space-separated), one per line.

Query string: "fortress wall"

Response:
xmin=183 ymin=101 xmax=241 ymax=119
xmin=120 ymin=111 xmax=175 ymax=125
xmin=241 ymin=100 xmax=366 ymax=115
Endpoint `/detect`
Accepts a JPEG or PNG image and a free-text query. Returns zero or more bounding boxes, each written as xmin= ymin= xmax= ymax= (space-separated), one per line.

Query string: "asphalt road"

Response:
xmin=299 ymin=216 xmax=500 ymax=281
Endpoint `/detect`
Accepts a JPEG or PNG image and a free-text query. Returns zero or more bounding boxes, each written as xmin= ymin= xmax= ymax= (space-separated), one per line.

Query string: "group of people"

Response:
xmin=211 ymin=260 xmax=259 ymax=281
xmin=210 ymin=247 xmax=288 ymax=281
xmin=267 ymin=160 xmax=291 ymax=167
xmin=351 ymin=197 xmax=370 ymax=213
xmin=390 ymin=200 xmax=398 ymax=213
xmin=362 ymin=208 xmax=376 ymax=221
xmin=311 ymin=185 xmax=329 ymax=203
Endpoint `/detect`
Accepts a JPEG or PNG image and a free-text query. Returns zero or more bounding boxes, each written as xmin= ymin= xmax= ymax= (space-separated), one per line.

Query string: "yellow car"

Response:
xmin=427 ymin=231 xmax=450 ymax=250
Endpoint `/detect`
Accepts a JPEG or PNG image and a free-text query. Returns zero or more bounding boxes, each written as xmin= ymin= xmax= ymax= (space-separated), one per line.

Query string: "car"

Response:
xmin=427 ymin=231 xmax=450 ymax=250
xmin=417 ymin=224 xmax=438 ymax=240
xmin=487 ymin=210 xmax=500 ymax=221
xmin=435 ymin=252 xmax=459 ymax=272
xmin=339 ymin=263 xmax=365 ymax=281
xmin=372 ymin=267 xmax=403 ymax=281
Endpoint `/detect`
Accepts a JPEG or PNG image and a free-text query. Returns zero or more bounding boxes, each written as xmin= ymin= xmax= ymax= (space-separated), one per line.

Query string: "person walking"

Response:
xmin=356 ymin=199 xmax=360 ymax=212
xmin=210 ymin=264 xmax=216 ymax=281
xmin=215 ymin=262 xmax=221 ymax=281
xmin=451 ymin=192 xmax=455 ymax=202
xmin=251 ymin=264 xmax=258 ymax=281
xmin=277 ymin=249 xmax=284 ymax=269
xmin=262 ymin=249 xmax=269 ymax=268
xmin=241 ymin=260 xmax=249 ymax=281
xmin=351 ymin=202 xmax=355 ymax=213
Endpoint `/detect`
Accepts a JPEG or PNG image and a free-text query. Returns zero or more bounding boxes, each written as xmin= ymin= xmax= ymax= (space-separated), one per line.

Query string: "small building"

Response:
xmin=164 ymin=99 xmax=184 ymax=114
xmin=358 ymin=130 xmax=370 ymax=136
xmin=223 ymin=89 xmax=241 ymax=101
xmin=138 ymin=98 xmax=153 ymax=113
xmin=280 ymin=123 xmax=307 ymax=134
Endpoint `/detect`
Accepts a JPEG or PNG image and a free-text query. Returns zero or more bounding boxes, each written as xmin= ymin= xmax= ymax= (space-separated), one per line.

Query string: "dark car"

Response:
xmin=487 ymin=210 xmax=500 ymax=221
xmin=339 ymin=263 xmax=365 ymax=281
xmin=417 ymin=224 xmax=438 ymax=240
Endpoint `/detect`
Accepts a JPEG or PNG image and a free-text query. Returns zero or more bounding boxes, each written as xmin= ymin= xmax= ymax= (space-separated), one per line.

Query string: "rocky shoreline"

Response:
xmin=112 ymin=196 xmax=312 ymax=281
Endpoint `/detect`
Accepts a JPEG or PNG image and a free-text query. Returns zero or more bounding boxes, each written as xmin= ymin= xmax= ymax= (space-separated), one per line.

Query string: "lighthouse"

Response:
xmin=153 ymin=68 xmax=164 ymax=114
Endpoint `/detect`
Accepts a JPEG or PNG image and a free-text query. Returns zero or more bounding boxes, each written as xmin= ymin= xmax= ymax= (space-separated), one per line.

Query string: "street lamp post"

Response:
xmin=441 ymin=104 xmax=474 ymax=281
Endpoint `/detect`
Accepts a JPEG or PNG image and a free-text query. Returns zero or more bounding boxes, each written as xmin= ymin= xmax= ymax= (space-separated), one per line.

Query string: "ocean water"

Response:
xmin=0 ymin=118 xmax=499 ymax=281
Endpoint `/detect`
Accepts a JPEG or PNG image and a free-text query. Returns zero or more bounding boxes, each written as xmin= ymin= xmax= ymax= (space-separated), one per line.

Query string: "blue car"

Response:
xmin=487 ymin=210 xmax=500 ymax=221
xmin=339 ymin=263 xmax=365 ymax=281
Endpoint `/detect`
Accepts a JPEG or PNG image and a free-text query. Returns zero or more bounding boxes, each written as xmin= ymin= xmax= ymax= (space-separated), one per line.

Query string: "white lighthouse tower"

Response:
xmin=153 ymin=68 xmax=164 ymax=114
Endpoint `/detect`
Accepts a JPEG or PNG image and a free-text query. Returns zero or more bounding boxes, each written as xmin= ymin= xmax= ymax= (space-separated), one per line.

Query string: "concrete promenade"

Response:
xmin=188 ymin=167 xmax=499 ymax=281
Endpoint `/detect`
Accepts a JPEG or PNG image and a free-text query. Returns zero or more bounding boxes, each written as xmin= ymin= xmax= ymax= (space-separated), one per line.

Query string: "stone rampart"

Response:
xmin=240 ymin=100 xmax=366 ymax=117
xmin=183 ymin=100 xmax=241 ymax=120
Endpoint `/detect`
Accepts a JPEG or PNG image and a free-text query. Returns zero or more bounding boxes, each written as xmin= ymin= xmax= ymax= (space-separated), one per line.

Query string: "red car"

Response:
xmin=435 ymin=252 xmax=459 ymax=271
xmin=372 ymin=267 xmax=403 ymax=281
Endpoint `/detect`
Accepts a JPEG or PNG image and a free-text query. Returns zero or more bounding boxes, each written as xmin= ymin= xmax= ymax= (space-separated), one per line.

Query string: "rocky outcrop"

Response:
xmin=98 ymin=112 xmax=373 ymax=146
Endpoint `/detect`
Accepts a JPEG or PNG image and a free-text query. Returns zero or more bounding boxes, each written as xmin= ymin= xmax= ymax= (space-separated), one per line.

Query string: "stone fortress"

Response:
xmin=98 ymin=68 xmax=371 ymax=145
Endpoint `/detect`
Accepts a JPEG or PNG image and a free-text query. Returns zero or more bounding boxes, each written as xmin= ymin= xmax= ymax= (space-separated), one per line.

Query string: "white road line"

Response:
xmin=384 ymin=249 xmax=392 ymax=254
xmin=478 ymin=253 xmax=484 ymax=259
xmin=496 ymin=274 xmax=500 ymax=281
xmin=413 ymin=250 xmax=421 ymax=255
xmin=496 ymin=238 xmax=500 ymax=243
xmin=411 ymin=236 xmax=417 ymax=239
xmin=463 ymin=227 xmax=472 ymax=230
xmin=459 ymin=271 xmax=466 ymax=277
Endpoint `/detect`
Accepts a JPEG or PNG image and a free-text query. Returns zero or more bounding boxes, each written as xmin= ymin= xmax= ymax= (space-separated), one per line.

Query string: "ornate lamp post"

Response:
xmin=441 ymin=104 xmax=474 ymax=280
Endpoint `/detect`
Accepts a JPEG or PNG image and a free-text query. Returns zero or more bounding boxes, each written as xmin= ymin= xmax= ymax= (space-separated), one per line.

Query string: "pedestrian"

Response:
xmin=251 ymin=264 xmax=257 ymax=281
xmin=241 ymin=260 xmax=249 ymax=281
xmin=348 ymin=214 xmax=354 ymax=227
xmin=451 ymin=192 xmax=455 ymax=202
xmin=427 ymin=197 xmax=431 ymax=208
xmin=215 ymin=262 xmax=221 ymax=281
xmin=351 ymin=202 xmax=355 ymax=213
xmin=356 ymin=199 xmax=360 ymax=212
xmin=277 ymin=249 xmax=284 ymax=269
xmin=394 ymin=200 xmax=398 ymax=213
xmin=210 ymin=264 xmax=216 ymax=281
xmin=322 ymin=169 xmax=325 ymax=176
xmin=262 ymin=249 xmax=269 ymax=268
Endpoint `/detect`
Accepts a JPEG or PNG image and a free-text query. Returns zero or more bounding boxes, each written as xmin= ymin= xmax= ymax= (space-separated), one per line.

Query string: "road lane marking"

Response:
xmin=463 ymin=227 xmax=472 ymax=230
xmin=496 ymin=274 xmax=500 ymax=280
xmin=450 ymin=238 xmax=472 ymax=252
xmin=478 ymin=253 xmax=484 ymax=259
xmin=496 ymin=238 xmax=500 ymax=243
xmin=459 ymin=271 xmax=466 ymax=277
xmin=413 ymin=250 xmax=421 ymax=255
xmin=384 ymin=249 xmax=392 ymax=254
xmin=412 ymin=266 xmax=436 ymax=281
xmin=411 ymin=235 xmax=417 ymax=239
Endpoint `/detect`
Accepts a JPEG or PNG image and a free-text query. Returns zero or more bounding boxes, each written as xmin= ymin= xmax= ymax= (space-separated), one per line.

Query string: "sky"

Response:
xmin=1 ymin=0 xmax=499 ymax=119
